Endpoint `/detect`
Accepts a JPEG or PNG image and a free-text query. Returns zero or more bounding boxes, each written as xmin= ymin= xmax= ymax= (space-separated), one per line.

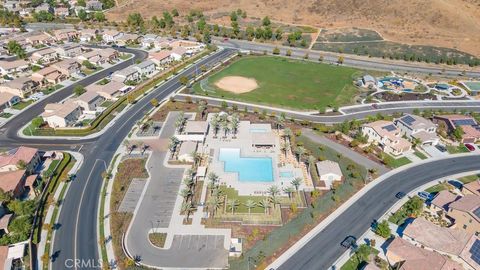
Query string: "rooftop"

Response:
xmin=431 ymin=190 xmax=459 ymax=211
xmin=0 ymin=146 xmax=37 ymax=168
xmin=184 ymin=121 xmax=208 ymax=134
xmin=397 ymin=114 xmax=436 ymax=130
xmin=0 ymin=170 xmax=25 ymax=192
xmin=42 ymin=100 xmax=80 ymax=118
xmin=315 ymin=160 xmax=342 ymax=176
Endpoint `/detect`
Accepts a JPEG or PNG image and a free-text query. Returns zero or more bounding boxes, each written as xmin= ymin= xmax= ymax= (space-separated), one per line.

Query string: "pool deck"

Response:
xmin=204 ymin=117 xmax=303 ymax=196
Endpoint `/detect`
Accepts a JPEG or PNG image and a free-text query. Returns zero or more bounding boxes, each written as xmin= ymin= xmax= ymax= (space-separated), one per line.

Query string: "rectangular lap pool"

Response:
xmin=218 ymin=148 xmax=273 ymax=182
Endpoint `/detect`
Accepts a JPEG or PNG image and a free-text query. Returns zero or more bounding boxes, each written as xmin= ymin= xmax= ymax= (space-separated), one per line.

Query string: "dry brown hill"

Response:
xmin=107 ymin=0 xmax=480 ymax=56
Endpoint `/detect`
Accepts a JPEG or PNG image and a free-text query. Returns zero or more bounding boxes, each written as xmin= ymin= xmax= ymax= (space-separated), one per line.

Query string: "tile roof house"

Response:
xmin=0 ymin=170 xmax=27 ymax=198
xmin=433 ymin=115 xmax=480 ymax=143
xmin=361 ymin=120 xmax=412 ymax=156
xmin=102 ymin=30 xmax=123 ymax=43
xmin=0 ymin=146 xmax=40 ymax=174
xmin=403 ymin=217 xmax=480 ymax=270
xmin=86 ymin=0 xmax=103 ymax=10
xmin=79 ymin=29 xmax=98 ymax=42
xmin=85 ymin=80 xmax=127 ymax=100
xmin=54 ymin=7 xmax=70 ymax=17
xmin=0 ymin=59 xmax=30 ymax=76
xmin=133 ymin=59 xmax=156 ymax=77
xmin=0 ymin=77 xmax=39 ymax=98
xmin=0 ymin=93 xmax=20 ymax=113
xmin=52 ymin=29 xmax=79 ymax=42
xmin=431 ymin=190 xmax=459 ymax=213
xmin=0 ymin=242 xmax=27 ymax=270
xmin=149 ymin=50 xmax=174 ymax=66
xmin=25 ymin=32 xmax=55 ymax=46
xmin=54 ymin=44 xmax=84 ymax=58
xmin=170 ymin=47 xmax=187 ymax=61
xmin=111 ymin=67 xmax=141 ymax=83
xmin=315 ymin=160 xmax=343 ymax=190
xmin=30 ymin=47 xmax=59 ymax=65
xmin=32 ymin=66 xmax=67 ymax=85
xmin=51 ymin=58 xmax=81 ymax=76
xmin=41 ymin=101 xmax=82 ymax=128
xmin=73 ymin=91 xmax=105 ymax=111
xmin=463 ymin=180 xmax=480 ymax=197
xmin=448 ymin=194 xmax=480 ymax=235
xmin=394 ymin=114 xmax=439 ymax=146
xmin=385 ymin=237 xmax=463 ymax=270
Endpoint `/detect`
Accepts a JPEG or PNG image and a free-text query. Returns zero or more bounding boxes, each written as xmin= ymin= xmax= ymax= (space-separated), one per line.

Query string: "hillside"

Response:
xmin=107 ymin=0 xmax=480 ymax=56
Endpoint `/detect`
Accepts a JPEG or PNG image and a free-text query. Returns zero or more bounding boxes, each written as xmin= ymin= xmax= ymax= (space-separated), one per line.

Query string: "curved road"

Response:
xmin=277 ymin=154 xmax=480 ymax=270
xmin=0 ymin=44 xmax=479 ymax=269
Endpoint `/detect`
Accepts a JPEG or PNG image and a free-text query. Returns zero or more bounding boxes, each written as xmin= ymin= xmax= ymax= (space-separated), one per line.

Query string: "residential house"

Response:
xmin=25 ymin=32 xmax=55 ymax=47
xmin=140 ymin=34 xmax=158 ymax=48
xmin=35 ymin=3 xmax=51 ymax=13
xmin=98 ymin=48 xmax=118 ymax=62
xmin=73 ymin=91 xmax=105 ymax=111
xmin=52 ymin=29 xmax=79 ymax=42
xmin=315 ymin=160 xmax=343 ymax=190
xmin=79 ymin=29 xmax=98 ymax=42
xmin=0 ymin=170 xmax=27 ymax=197
xmin=32 ymin=66 xmax=66 ymax=85
xmin=153 ymin=36 xmax=172 ymax=49
xmin=463 ymin=181 xmax=480 ymax=197
xmin=447 ymin=194 xmax=480 ymax=234
xmin=77 ymin=50 xmax=105 ymax=66
xmin=403 ymin=217 xmax=480 ymax=270
xmin=0 ymin=77 xmax=39 ymax=98
xmin=41 ymin=101 xmax=82 ymax=128
xmin=54 ymin=7 xmax=70 ymax=17
xmin=0 ymin=59 xmax=30 ymax=76
xmin=86 ymin=0 xmax=102 ymax=10
xmin=3 ymin=1 xmax=21 ymax=12
xmin=102 ymin=30 xmax=123 ymax=43
xmin=86 ymin=80 xmax=127 ymax=100
xmin=0 ymin=93 xmax=20 ymax=113
xmin=0 ymin=242 xmax=27 ymax=270
xmin=385 ymin=237 xmax=463 ymax=270
xmin=394 ymin=114 xmax=439 ymax=146
xmin=170 ymin=47 xmax=187 ymax=61
xmin=169 ymin=40 xmax=205 ymax=54
xmin=361 ymin=120 xmax=412 ymax=156
xmin=433 ymin=115 xmax=480 ymax=143
xmin=177 ymin=141 xmax=197 ymax=162
xmin=116 ymin=33 xmax=140 ymax=46
xmin=111 ymin=67 xmax=141 ymax=83
xmin=30 ymin=48 xmax=59 ymax=65
xmin=430 ymin=190 xmax=459 ymax=214
xmin=54 ymin=44 xmax=84 ymax=58
xmin=52 ymin=58 xmax=81 ymax=77
xmin=0 ymin=146 xmax=41 ymax=174
xmin=149 ymin=50 xmax=173 ymax=66
xmin=133 ymin=59 xmax=156 ymax=77
xmin=0 ymin=214 xmax=13 ymax=235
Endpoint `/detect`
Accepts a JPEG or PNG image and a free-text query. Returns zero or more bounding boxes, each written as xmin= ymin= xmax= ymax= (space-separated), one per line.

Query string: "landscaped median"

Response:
xmin=21 ymin=49 xmax=214 ymax=137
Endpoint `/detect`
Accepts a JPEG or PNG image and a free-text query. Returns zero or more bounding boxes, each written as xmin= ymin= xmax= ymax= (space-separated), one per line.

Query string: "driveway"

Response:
xmin=301 ymin=129 xmax=390 ymax=175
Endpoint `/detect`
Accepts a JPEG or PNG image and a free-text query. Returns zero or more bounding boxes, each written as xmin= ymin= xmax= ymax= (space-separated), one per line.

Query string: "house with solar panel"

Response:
xmin=447 ymin=194 xmax=480 ymax=235
xmin=394 ymin=114 xmax=439 ymax=146
xmin=433 ymin=115 xmax=480 ymax=143
xmin=361 ymin=120 xmax=412 ymax=156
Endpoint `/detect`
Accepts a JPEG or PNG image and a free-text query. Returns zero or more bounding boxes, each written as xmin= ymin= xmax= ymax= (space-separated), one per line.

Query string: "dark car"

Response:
xmin=435 ymin=144 xmax=447 ymax=152
xmin=371 ymin=103 xmax=379 ymax=109
xmin=341 ymin=236 xmax=357 ymax=248
xmin=395 ymin=192 xmax=406 ymax=199
xmin=465 ymin=143 xmax=475 ymax=152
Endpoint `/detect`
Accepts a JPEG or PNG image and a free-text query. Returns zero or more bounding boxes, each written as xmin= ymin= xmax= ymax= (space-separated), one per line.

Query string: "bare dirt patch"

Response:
xmin=214 ymin=76 xmax=259 ymax=94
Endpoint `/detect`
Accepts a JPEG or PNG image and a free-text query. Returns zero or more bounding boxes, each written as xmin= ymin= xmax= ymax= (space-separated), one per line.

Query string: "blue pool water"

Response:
xmin=279 ymin=171 xmax=294 ymax=178
xmin=250 ymin=128 xmax=268 ymax=133
xmin=218 ymin=148 xmax=273 ymax=182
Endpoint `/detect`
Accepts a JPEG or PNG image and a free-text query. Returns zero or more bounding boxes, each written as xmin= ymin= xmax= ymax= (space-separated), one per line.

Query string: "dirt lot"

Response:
xmin=107 ymin=0 xmax=480 ymax=57
xmin=214 ymin=76 xmax=258 ymax=93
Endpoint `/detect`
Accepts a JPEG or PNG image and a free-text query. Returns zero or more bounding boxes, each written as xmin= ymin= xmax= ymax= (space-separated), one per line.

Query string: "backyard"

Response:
xmin=193 ymin=56 xmax=363 ymax=111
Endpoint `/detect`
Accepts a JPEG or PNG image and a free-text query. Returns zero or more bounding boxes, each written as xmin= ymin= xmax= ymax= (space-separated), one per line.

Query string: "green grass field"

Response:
xmin=12 ymin=100 xmax=33 ymax=110
xmin=193 ymin=56 xmax=362 ymax=111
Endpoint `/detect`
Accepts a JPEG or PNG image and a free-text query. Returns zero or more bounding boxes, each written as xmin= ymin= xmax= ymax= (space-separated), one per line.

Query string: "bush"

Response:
xmin=375 ymin=220 xmax=391 ymax=238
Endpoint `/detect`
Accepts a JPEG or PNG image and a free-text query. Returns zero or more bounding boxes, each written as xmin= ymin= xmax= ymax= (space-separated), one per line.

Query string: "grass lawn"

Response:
xmin=446 ymin=145 xmax=470 ymax=154
xmin=383 ymin=154 xmax=411 ymax=168
xmin=413 ymin=151 xmax=428 ymax=160
xmin=341 ymin=246 xmax=379 ymax=270
xmin=0 ymin=112 xmax=12 ymax=118
xmin=100 ymin=100 xmax=114 ymax=107
xmin=12 ymin=100 xmax=33 ymax=110
xmin=459 ymin=174 xmax=480 ymax=184
xmin=220 ymin=186 xmax=268 ymax=214
xmin=193 ymin=56 xmax=363 ymax=111
xmin=425 ymin=182 xmax=451 ymax=194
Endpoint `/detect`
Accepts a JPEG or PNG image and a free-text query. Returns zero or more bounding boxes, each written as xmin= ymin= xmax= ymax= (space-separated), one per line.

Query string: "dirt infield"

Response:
xmin=214 ymin=76 xmax=259 ymax=94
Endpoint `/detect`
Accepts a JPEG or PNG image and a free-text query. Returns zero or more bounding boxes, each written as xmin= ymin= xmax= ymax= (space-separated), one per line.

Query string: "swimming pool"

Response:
xmin=250 ymin=128 xmax=268 ymax=133
xmin=279 ymin=171 xmax=294 ymax=178
xmin=218 ymin=148 xmax=273 ymax=182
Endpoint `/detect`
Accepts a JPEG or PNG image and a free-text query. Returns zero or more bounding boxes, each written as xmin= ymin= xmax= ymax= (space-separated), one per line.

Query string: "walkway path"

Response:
xmin=124 ymin=112 xmax=229 ymax=269
xmin=301 ymin=129 xmax=390 ymax=175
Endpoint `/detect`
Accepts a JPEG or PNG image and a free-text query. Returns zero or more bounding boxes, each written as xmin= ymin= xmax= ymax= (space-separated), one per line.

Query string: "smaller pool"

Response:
xmin=403 ymin=89 xmax=413 ymax=92
xmin=250 ymin=128 xmax=268 ymax=133
xmin=279 ymin=171 xmax=294 ymax=178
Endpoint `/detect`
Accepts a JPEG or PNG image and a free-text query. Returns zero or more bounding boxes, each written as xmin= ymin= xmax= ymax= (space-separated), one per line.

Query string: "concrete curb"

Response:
xmin=267 ymin=152 xmax=480 ymax=269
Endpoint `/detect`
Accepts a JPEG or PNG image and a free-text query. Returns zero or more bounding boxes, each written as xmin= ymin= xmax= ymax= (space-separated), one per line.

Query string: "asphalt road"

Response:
xmin=215 ymin=38 xmax=480 ymax=78
xmin=276 ymin=154 xmax=480 ymax=270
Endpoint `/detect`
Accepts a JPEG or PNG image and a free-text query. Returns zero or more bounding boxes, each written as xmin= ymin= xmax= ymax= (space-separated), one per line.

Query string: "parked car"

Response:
xmin=417 ymin=191 xmax=432 ymax=200
xmin=464 ymin=143 xmax=475 ymax=152
xmin=448 ymin=179 xmax=463 ymax=189
xmin=371 ymin=103 xmax=379 ymax=109
xmin=395 ymin=192 xmax=406 ymax=199
xmin=435 ymin=144 xmax=447 ymax=152
xmin=341 ymin=236 xmax=357 ymax=248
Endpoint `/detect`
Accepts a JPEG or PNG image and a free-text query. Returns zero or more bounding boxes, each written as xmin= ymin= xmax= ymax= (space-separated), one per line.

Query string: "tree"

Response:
xmin=273 ymin=47 xmax=280 ymax=55
xmin=258 ymin=198 xmax=270 ymax=215
xmin=33 ymin=11 xmax=54 ymax=22
xmin=127 ymin=13 xmax=144 ymax=29
xmin=181 ymin=201 xmax=195 ymax=221
xmin=172 ymin=9 xmax=179 ymax=17
xmin=203 ymin=28 xmax=211 ymax=44
xmin=291 ymin=177 xmax=302 ymax=192
xmin=337 ymin=56 xmax=345 ymax=64
xmin=262 ymin=16 xmax=271 ymax=26
xmin=179 ymin=188 xmax=192 ymax=202
xmin=275 ymin=28 xmax=283 ymax=40
xmin=355 ymin=244 xmax=371 ymax=263
xmin=82 ymin=60 xmax=95 ymax=69
xmin=77 ymin=0 xmax=86 ymax=6
xmin=207 ymin=196 xmax=222 ymax=217
xmin=375 ymin=220 xmax=391 ymax=238
xmin=283 ymin=186 xmax=295 ymax=199
xmin=227 ymin=199 xmax=239 ymax=214
xmin=230 ymin=11 xmax=237 ymax=22
xmin=244 ymin=200 xmax=256 ymax=215
xmin=286 ymin=49 xmax=292 ymax=57
xmin=267 ymin=185 xmax=280 ymax=198
xmin=453 ymin=127 xmax=464 ymax=141
xmin=294 ymin=146 xmax=306 ymax=162
xmin=73 ymin=85 xmax=85 ymax=96
xmin=150 ymin=98 xmax=159 ymax=107
xmin=16 ymin=160 xmax=27 ymax=169
xmin=179 ymin=76 xmax=189 ymax=85
xmin=6 ymin=40 xmax=26 ymax=59
xmin=94 ymin=11 xmax=105 ymax=22
xmin=78 ymin=9 xmax=88 ymax=21
xmin=31 ymin=117 xmax=44 ymax=128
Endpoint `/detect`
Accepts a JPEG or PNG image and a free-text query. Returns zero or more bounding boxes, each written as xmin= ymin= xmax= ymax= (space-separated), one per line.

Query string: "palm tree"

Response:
xmin=283 ymin=128 xmax=293 ymax=144
xmin=168 ymin=136 xmax=180 ymax=156
xmin=269 ymin=195 xmax=281 ymax=209
xmin=221 ymin=119 xmax=230 ymax=137
xmin=267 ymin=185 xmax=280 ymax=198
xmin=123 ymin=140 xmax=134 ymax=153
xmin=230 ymin=114 xmax=240 ymax=137
xmin=258 ymin=198 xmax=271 ymax=215
xmin=283 ymin=186 xmax=295 ymax=200
xmin=244 ymin=200 xmax=256 ymax=215
xmin=198 ymin=102 xmax=207 ymax=119
xmin=291 ymin=177 xmax=302 ymax=192
xmin=175 ymin=112 xmax=186 ymax=131
xmin=307 ymin=155 xmax=316 ymax=174
xmin=183 ymin=177 xmax=194 ymax=188
xmin=227 ymin=199 xmax=240 ymax=214
xmin=207 ymin=196 xmax=223 ymax=218
xmin=181 ymin=201 xmax=195 ymax=221
xmin=295 ymin=146 xmax=306 ymax=162
xmin=179 ymin=188 xmax=192 ymax=202
xmin=210 ymin=114 xmax=220 ymax=137
xmin=277 ymin=113 xmax=286 ymax=130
